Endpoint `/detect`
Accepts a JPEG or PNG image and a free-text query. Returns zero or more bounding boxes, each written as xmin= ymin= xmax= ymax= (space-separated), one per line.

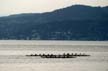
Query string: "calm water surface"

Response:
xmin=0 ymin=40 xmax=108 ymax=71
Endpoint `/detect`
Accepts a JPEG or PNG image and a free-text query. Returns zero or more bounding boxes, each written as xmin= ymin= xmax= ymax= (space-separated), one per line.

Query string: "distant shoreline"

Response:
xmin=0 ymin=40 xmax=108 ymax=46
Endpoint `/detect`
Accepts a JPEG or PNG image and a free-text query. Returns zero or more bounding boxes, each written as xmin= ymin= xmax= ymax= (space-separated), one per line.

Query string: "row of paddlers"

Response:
xmin=26 ymin=53 xmax=90 ymax=58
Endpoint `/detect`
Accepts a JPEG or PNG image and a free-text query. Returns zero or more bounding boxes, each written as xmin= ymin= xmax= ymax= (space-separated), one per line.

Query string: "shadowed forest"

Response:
xmin=0 ymin=5 xmax=108 ymax=40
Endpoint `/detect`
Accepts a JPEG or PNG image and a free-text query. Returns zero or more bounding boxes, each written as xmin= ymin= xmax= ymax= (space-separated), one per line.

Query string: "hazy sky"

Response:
xmin=0 ymin=0 xmax=108 ymax=16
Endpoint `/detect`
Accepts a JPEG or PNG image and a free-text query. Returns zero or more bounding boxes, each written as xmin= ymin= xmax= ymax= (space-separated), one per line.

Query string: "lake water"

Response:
xmin=0 ymin=40 xmax=108 ymax=71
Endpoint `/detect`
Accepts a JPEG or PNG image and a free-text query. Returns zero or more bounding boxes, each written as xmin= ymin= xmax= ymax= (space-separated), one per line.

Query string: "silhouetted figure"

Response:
xmin=71 ymin=53 xmax=73 ymax=56
xmin=42 ymin=54 xmax=45 ymax=56
xmin=75 ymin=53 xmax=77 ymax=56
xmin=39 ymin=54 xmax=42 ymax=56
xmin=35 ymin=54 xmax=38 ymax=56
xmin=63 ymin=53 xmax=66 ymax=58
xmin=31 ymin=54 xmax=33 ymax=56
xmin=58 ymin=54 xmax=61 ymax=58
xmin=67 ymin=53 xmax=70 ymax=58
